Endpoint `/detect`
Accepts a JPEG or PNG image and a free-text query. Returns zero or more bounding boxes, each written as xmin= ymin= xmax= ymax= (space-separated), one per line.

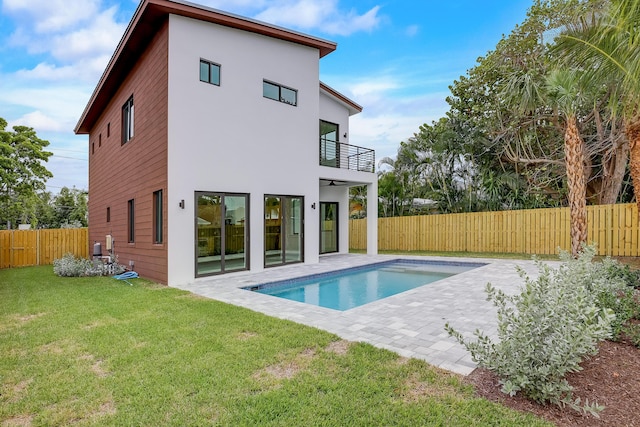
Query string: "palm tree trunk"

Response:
xmin=565 ymin=116 xmax=588 ymax=257
xmin=625 ymin=117 xmax=640 ymax=215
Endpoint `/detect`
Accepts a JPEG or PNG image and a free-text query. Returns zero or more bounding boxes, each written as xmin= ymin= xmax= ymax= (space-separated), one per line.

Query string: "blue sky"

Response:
xmin=0 ymin=0 xmax=533 ymax=192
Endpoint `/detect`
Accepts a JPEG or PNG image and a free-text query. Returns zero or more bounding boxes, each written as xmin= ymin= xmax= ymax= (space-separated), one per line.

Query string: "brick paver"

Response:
xmin=173 ymin=254 xmax=549 ymax=375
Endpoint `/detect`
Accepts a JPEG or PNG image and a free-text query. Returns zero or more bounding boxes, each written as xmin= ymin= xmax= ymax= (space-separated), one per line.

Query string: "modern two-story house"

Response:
xmin=75 ymin=0 xmax=377 ymax=286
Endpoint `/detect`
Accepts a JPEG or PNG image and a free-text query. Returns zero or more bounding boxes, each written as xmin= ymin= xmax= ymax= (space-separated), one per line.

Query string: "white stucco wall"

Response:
xmin=319 ymin=91 xmax=350 ymax=140
xmin=166 ymin=14 xmax=321 ymax=285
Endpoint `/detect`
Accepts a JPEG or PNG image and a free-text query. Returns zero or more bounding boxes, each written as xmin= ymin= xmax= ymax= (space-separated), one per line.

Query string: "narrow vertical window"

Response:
xmin=92 ymin=142 xmax=95 ymax=154
xmin=107 ymin=122 xmax=111 ymax=137
xmin=106 ymin=207 xmax=110 ymax=223
xmin=127 ymin=199 xmax=135 ymax=243
xmin=199 ymin=59 xmax=220 ymax=86
xmin=122 ymin=96 xmax=134 ymax=144
xmin=99 ymin=133 xmax=102 ymax=147
xmin=153 ymin=189 xmax=163 ymax=244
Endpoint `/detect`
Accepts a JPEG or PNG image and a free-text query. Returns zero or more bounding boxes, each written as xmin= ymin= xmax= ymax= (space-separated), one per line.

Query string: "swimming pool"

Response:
xmin=245 ymin=259 xmax=485 ymax=311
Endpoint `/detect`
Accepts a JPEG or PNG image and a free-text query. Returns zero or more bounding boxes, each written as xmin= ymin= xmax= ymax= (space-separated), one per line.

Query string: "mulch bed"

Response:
xmin=465 ymin=339 xmax=640 ymax=426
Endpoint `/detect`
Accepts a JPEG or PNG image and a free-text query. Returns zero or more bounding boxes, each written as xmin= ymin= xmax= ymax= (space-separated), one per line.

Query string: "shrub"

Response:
xmin=53 ymin=253 xmax=93 ymax=277
xmin=603 ymin=261 xmax=640 ymax=289
xmin=556 ymin=247 xmax=637 ymax=341
xmin=445 ymin=247 xmax=616 ymax=416
xmin=53 ymin=253 xmax=126 ymax=277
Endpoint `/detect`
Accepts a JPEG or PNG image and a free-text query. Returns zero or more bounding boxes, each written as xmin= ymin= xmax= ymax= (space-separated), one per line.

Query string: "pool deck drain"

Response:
xmin=173 ymin=254 xmax=553 ymax=375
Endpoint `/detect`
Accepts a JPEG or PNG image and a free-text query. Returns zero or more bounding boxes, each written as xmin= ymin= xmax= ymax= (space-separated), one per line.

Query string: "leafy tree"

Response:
xmin=555 ymin=0 xmax=640 ymax=213
xmin=376 ymin=0 xmax=627 ymax=219
xmin=33 ymin=191 xmax=57 ymax=228
xmin=53 ymin=187 xmax=88 ymax=227
xmin=0 ymin=118 xmax=53 ymax=228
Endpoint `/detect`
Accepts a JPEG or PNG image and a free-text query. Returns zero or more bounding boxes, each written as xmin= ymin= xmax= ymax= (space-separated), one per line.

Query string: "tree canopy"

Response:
xmin=377 ymin=0 xmax=635 ymax=219
xmin=0 ymin=117 xmax=54 ymax=228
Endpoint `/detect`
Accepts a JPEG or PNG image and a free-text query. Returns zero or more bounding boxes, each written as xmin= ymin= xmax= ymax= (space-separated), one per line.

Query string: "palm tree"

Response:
xmin=547 ymin=69 xmax=589 ymax=256
xmin=555 ymin=0 xmax=640 ymax=214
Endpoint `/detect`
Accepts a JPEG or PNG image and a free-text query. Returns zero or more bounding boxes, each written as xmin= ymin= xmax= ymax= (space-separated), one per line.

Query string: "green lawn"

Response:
xmin=0 ymin=266 xmax=551 ymax=426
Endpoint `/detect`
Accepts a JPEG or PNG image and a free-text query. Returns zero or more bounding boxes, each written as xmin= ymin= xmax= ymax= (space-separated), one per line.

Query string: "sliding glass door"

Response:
xmin=196 ymin=192 xmax=248 ymax=277
xmin=320 ymin=202 xmax=338 ymax=254
xmin=265 ymin=195 xmax=303 ymax=266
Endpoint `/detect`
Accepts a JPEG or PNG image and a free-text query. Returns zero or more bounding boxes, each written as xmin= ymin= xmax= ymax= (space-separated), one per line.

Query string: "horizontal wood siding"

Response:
xmin=0 ymin=228 xmax=89 ymax=269
xmin=87 ymin=20 xmax=169 ymax=284
xmin=350 ymin=203 xmax=639 ymax=257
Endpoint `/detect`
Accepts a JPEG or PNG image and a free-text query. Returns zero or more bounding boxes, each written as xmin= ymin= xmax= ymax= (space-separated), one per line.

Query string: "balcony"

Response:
xmin=319 ymin=140 xmax=375 ymax=173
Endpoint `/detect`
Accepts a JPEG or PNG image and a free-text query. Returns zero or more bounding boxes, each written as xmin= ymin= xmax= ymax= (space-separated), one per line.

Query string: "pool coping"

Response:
xmin=243 ymin=259 xmax=488 ymax=310
xmin=172 ymin=253 xmax=554 ymax=375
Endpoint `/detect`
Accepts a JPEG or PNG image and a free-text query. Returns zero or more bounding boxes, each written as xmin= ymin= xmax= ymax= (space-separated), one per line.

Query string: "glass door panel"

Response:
xmin=320 ymin=202 xmax=338 ymax=254
xmin=265 ymin=195 xmax=303 ymax=266
xmin=224 ymin=195 xmax=247 ymax=272
xmin=197 ymin=194 xmax=222 ymax=275
xmin=264 ymin=197 xmax=282 ymax=266
xmin=196 ymin=192 xmax=248 ymax=277
xmin=284 ymin=197 xmax=303 ymax=262
xmin=320 ymin=120 xmax=339 ymax=168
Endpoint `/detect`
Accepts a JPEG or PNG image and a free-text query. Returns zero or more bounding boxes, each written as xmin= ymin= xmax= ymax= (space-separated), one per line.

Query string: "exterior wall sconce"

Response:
xmin=179 ymin=199 xmax=185 ymax=209
xmin=311 ymin=202 xmax=316 ymax=209
xmin=343 ymin=132 xmax=347 ymax=139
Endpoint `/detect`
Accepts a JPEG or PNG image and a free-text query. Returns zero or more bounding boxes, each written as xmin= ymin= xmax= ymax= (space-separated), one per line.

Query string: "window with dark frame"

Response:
xmin=199 ymin=59 xmax=220 ymax=86
xmin=153 ymin=189 xmax=163 ymax=244
xmin=263 ymin=80 xmax=297 ymax=106
xmin=107 ymin=122 xmax=110 ymax=137
xmin=127 ymin=199 xmax=135 ymax=243
xmin=99 ymin=133 xmax=102 ymax=147
xmin=106 ymin=207 xmax=110 ymax=223
xmin=122 ymin=96 xmax=134 ymax=144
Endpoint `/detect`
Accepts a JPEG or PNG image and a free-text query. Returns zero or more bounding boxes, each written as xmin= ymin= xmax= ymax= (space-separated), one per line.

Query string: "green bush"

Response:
xmin=603 ymin=261 xmax=640 ymax=289
xmin=556 ymin=247 xmax=637 ymax=341
xmin=446 ymin=246 xmax=617 ymax=416
xmin=53 ymin=253 xmax=125 ymax=277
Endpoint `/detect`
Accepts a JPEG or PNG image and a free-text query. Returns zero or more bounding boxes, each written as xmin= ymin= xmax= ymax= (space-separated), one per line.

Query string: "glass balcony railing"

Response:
xmin=319 ymin=140 xmax=375 ymax=173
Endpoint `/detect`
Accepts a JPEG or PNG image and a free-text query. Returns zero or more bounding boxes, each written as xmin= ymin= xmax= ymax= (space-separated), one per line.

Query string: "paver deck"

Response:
xmin=173 ymin=253 xmax=551 ymax=375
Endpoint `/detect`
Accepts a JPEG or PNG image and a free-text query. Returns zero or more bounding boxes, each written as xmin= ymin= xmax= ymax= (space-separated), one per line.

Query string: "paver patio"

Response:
xmin=173 ymin=253 xmax=551 ymax=375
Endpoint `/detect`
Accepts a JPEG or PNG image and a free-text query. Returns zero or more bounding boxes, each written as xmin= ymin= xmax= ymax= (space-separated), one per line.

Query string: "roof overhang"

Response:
xmin=75 ymin=0 xmax=338 ymax=134
xmin=320 ymin=81 xmax=362 ymax=116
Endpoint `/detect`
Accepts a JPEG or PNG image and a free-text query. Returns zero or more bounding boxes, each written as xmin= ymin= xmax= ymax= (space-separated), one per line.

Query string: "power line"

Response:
xmin=50 ymin=154 xmax=88 ymax=161
xmin=50 ymin=147 xmax=87 ymax=154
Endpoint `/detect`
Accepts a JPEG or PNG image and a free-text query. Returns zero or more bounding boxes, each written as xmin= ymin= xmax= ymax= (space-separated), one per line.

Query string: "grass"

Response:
xmin=0 ymin=266 xmax=552 ymax=426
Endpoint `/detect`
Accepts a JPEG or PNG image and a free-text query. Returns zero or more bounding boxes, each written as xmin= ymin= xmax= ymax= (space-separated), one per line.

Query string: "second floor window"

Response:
xmin=122 ymin=96 xmax=134 ymax=144
xmin=200 ymin=59 xmax=220 ymax=86
xmin=263 ymin=80 xmax=297 ymax=106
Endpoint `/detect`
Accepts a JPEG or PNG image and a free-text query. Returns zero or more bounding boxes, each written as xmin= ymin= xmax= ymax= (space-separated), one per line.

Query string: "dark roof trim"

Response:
xmin=75 ymin=0 xmax=337 ymax=134
xmin=320 ymin=81 xmax=362 ymax=116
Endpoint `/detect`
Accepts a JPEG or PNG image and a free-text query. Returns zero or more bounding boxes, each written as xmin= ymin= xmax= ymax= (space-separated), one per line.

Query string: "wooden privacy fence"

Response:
xmin=350 ymin=203 xmax=639 ymax=257
xmin=0 ymin=228 xmax=89 ymax=269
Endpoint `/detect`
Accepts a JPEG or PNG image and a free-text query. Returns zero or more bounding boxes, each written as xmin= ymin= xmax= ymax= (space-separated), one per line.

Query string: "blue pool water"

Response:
xmin=246 ymin=260 xmax=484 ymax=311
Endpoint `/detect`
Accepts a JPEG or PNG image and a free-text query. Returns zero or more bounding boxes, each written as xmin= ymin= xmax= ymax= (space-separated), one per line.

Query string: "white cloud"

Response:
xmin=49 ymin=7 xmax=125 ymax=62
xmin=0 ymin=83 xmax=93 ymax=132
xmin=9 ymin=110 xmax=66 ymax=132
xmin=2 ymin=0 xmax=101 ymax=33
xmin=6 ymin=5 xmax=125 ymax=71
xmin=197 ymin=0 xmax=270 ymax=11
xmin=13 ymin=57 xmax=110 ymax=83
xmin=254 ymin=0 xmax=381 ymax=35
xmin=349 ymin=79 xmax=398 ymax=97
xmin=405 ymin=25 xmax=419 ymax=37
